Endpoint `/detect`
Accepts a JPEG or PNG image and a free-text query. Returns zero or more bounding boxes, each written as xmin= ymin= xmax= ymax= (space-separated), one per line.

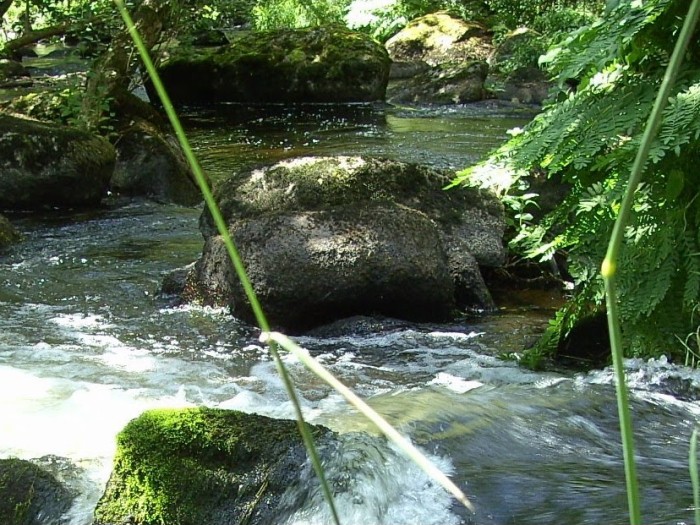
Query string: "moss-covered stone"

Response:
xmin=203 ymin=156 xmax=502 ymax=234
xmin=0 ymin=458 xmax=74 ymax=525
xmin=0 ymin=114 xmax=115 ymax=211
xmin=385 ymin=11 xmax=493 ymax=104
xmin=94 ymin=407 xmax=333 ymax=525
xmin=0 ymin=59 xmax=31 ymax=88
xmin=151 ymin=26 xmax=390 ymax=104
xmin=111 ymin=118 xmax=202 ymax=206
xmin=0 ymin=213 xmax=19 ymax=249
xmin=185 ymin=156 xmax=505 ymax=331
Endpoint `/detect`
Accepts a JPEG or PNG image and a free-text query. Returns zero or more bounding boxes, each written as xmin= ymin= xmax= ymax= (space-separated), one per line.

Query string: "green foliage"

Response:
xmin=252 ymin=0 xmax=350 ymax=30
xmin=346 ymin=0 xmax=492 ymax=41
xmin=1 ymin=72 xmax=115 ymax=134
xmin=457 ymin=0 xmax=700 ymax=362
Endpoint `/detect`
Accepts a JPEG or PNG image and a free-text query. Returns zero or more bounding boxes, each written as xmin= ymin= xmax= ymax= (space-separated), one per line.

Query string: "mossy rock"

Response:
xmin=186 ymin=156 xmax=505 ymax=331
xmin=385 ymin=12 xmax=492 ymax=104
xmin=0 ymin=213 xmax=19 ymax=249
xmin=111 ymin=119 xmax=202 ymax=206
xmin=203 ymin=156 xmax=501 ymax=234
xmin=0 ymin=114 xmax=115 ymax=211
xmin=94 ymin=407 xmax=334 ymax=525
xmin=151 ymin=26 xmax=390 ymax=104
xmin=0 ymin=458 xmax=74 ymax=525
xmin=386 ymin=11 xmax=493 ymax=67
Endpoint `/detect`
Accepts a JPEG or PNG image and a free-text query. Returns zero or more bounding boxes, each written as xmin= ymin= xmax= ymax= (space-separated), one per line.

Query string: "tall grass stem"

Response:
xmin=691 ymin=427 xmax=700 ymax=525
xmin=112 ymin=3 xmax=340 ymax=523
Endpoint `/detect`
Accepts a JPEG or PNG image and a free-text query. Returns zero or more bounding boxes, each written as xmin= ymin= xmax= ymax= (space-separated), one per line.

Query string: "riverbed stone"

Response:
xmin=111 ymin=119 xmax=201 ymax=205
xmin=0 ymin=213 xmax=19 ymax=249
xmin=385 ymin=11 xmax=493 ymax=104
xmin=186 ymin=156 xmax=505 ymax=331
xmin=0 ymin=59 xmax=31 ymax=88
xmin=94 ymin=407 xmax=334 ymax=525
xmin=488 ymin=28 xmax=551 ymax=105
xmin=152 ymin=26 xmax=390 ymax=104
xmin=0 ymin=457 xmax=74 ymax=525
xmin=0 ymin=114 xmax=115 ymax=211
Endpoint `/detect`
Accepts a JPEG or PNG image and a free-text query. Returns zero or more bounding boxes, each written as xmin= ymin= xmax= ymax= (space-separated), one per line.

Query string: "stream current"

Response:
xmin=1 ymin=103 xmax=698 ymax=525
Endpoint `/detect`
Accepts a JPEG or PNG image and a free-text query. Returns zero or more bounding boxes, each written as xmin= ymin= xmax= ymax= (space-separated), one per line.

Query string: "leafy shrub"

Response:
xmin=252 ymin=0 xmax=350 ymax=30
xmin=455 ymin=0 xmax=700 ymax=363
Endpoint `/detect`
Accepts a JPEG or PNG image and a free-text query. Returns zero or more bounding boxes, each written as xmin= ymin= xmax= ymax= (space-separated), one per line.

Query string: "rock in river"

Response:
xmin=150 ymin=26 xmax=391 ymax=104
xmin=0 ymin=457 xmax=74 ymax=525
xmin=94 ymin=407 xmax=334 ymax=525
xmin=180 ymin=156 xmax=505 ymax=332
xmin=0 ymin=114 xmax=115 ymax=211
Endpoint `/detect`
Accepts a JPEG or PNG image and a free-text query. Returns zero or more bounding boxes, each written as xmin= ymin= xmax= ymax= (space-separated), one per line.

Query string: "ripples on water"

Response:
xmin=1 ymin=104 xmax=698 ymax=525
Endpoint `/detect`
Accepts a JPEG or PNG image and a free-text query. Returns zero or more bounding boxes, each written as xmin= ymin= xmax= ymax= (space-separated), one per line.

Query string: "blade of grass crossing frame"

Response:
xmin=691 ymin=427 xmax=700 ymax=525
xmin=262 ymin=331 xmax=476 ymax=513
xmin=600 ymin=2 xmax=700 ymax=524
xmin=112 ymin=3 xmax=340 ymax=523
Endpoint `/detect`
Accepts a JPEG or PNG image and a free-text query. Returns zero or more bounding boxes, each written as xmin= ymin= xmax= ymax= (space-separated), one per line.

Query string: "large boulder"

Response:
xmin=0 ymin=457 xmax=74 ymax=525
xmin=94 ymin=408 xmax=334 ymax=525
xmin=385 ymin=12 xmax=493 ymax=104
xmin=151 ymin=26 xmax=391 ymax=104
xmin=111 ymin=119 xmax=202 ymax=206
xmin=0 ymin=114 xmax=115 ymax=211
xmin=488 ymin=27 xmax=551 ymax=105
xmin=183 ymin=156 xmax=505 ymax=332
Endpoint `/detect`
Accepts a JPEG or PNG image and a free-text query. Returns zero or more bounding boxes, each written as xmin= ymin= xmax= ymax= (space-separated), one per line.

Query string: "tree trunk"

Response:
xmin=82 ymin=0 xmax=178 ymax=131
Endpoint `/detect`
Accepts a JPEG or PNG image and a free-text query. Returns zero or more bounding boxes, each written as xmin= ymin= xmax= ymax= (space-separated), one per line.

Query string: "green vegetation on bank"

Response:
xmin=457 ymin=0 xmax=700 ymax=366
xmin=0 ymin=0 xmax=601 ymax=51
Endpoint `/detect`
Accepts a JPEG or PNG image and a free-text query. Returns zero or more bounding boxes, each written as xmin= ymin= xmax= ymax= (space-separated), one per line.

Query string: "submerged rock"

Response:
xmin=0 ymin=114 xmax=115 ymax=211
xmin=0 ymin=457 xmax=74 ymax=525
xmin=111 ymin=119 xmax=201 ymax=206
xmin=151 ymin=26 xmax=391 ymax=104
xmin=0 ymin=213 xmax=19 ymax=249
xmin=386 ymin=11 xmax=493 ymax=104
xmin=94 ymin=407 xmax=334 ymax=525
xmin=184 ymin=156 xmax=505 ymax=332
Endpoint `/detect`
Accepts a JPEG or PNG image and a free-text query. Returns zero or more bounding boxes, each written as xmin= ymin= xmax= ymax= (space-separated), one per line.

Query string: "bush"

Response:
xmin=455 ymin=0 xmax=700 ymax=364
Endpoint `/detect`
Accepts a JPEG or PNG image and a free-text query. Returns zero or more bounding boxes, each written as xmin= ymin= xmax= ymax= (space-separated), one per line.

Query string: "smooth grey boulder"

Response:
xmin=151 ymin=26 xmax=391 ymax=104
xmin=0 ymin=114 xmax=115 ymax=211
xmin=184 ymin=156 xmax=505 ymax=332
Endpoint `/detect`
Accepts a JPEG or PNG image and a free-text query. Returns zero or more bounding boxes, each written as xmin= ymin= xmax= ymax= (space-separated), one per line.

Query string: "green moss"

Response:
xmin=218 ymin=157 xmax=499 ymax=229
xmin=95 ymin=407 xmax=327 ymax=525
xmin=160 ymin=26 xmax=389 ymax=103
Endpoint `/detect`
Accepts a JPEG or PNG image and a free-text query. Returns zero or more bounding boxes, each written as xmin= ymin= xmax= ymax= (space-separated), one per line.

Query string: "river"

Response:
xmin=1 ymin=102 xmax=698 ymax=525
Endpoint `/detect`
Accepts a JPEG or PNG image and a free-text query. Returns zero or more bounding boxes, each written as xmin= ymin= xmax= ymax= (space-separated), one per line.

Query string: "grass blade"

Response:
xmin=691 ymin=427 xmax=700 ymax=525
xmin=112 ymin=3 xmax=340 ymax=523
xmin=600 ymin=2 xmax=700 ymax=524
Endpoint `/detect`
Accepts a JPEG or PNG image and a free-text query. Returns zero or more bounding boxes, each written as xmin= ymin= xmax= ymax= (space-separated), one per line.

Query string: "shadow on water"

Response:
xmin=181 ymin=101 xmax=535 ymax=180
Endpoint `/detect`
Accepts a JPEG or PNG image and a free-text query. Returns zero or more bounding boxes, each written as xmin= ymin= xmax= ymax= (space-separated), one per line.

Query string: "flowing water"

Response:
xmin=1 ymin=103 xmax=698 ymax=525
